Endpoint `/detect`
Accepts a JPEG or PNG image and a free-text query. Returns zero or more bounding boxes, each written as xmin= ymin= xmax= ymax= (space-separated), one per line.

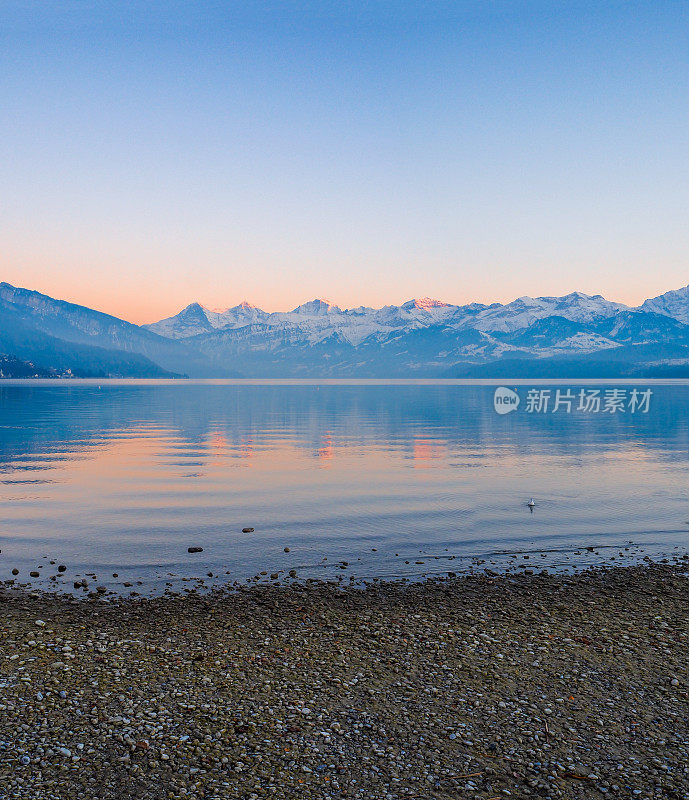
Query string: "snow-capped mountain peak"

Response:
xmin=145 ymin=302 xmax=215 ymax=338
xmin=402 ymin=297 xmax=452 ymax=310
xmin=290 ymin=298 xmax=341 ymax=315
xmin=639 ymin=284 xmax=689 ymax=324
xmin=466 ymin=292 xmax=628 ymax=333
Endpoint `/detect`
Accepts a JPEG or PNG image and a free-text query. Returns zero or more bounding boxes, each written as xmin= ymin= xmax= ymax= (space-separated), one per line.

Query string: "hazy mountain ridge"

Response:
xmin=2 ymin=281 xmax=689 ymax=377
xmin=0 ymin=295 xmax=179 ymax=378
xmin=0 ymin=283 xmax=237 ymax=378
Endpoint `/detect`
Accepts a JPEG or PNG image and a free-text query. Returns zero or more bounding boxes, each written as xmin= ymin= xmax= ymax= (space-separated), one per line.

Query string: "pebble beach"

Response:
xmin=1 ymin=563 xmax=688 ymax=799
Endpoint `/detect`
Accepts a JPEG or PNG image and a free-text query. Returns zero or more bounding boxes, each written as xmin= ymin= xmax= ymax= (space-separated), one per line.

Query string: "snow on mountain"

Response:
xmin=136 ymin=284 xmax=689 ymax=376
xmin=207 ymin=302 xmax=270 ymax=330
xmin=534 ymin=332 xmax=621 ymax=358
xmin=147 ymin=301 xmax=270 ymax=338
xmin=147 ymin=297 xmax=467 ymax=346
xmin=639 ymin=284 xmax=689 ymax=324
xmin=594 ymin=310 xmax=689 ymax=345
xmin=145 ymin=291 xmax=633 ymax=347
xmin=464 ymin=292 xmax=628 ymax=333
xmin=398 ymin=298 xmax=459 ymax=325
xmin=498 ymin=315 xmax=620 ymax=356
xmin=271 ymin=298 xmax=462 ymax=345
xmin=289 ymin=298 xmax=341 ymax=315
xmin=147 ymin=303 xmax=216 ymax=339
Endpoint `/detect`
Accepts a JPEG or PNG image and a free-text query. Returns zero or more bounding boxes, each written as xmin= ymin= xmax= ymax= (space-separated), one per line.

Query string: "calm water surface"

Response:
xmin=1 ymin=380 xmax=688 ymax=595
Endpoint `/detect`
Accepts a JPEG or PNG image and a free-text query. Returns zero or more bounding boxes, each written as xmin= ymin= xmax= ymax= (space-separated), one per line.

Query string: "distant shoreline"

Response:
xmin=3 ymin=376 xmax=689 ymax=384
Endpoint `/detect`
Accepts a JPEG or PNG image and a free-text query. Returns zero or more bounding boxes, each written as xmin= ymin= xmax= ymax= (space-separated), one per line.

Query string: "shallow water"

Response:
xmin=1 ymin=380 xmax=688 ymax=595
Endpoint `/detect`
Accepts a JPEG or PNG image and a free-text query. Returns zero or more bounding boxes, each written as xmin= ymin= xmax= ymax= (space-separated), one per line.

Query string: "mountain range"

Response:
xmin=2 ymin=280 xmax=689 ymax=378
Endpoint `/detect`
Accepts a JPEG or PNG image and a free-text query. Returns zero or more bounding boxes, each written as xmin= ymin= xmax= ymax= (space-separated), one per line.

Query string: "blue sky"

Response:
xmin=1 ymin=1 xmax=688 ymax=322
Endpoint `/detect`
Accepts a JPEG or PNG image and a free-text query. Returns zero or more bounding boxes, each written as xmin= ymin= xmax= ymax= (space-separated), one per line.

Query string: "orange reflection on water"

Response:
xmin=317 ymin=432 xmax=334 ymax=465
xmin=208 ymin=431 xmax=228 ymax=451
xmin=237 ymin=435 xmax=254 ymax=461
xmin=412 ymin=438 xmax=445 ymax=468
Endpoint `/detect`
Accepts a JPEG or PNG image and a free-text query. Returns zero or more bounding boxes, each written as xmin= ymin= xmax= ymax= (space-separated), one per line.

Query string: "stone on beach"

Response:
xmin=0 ymin=563 xmax=688 ymax=799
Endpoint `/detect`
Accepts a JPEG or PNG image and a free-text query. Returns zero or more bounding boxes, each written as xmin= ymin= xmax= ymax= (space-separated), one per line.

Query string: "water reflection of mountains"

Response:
xmin=1 ymin=384 xmax=688 ymax=469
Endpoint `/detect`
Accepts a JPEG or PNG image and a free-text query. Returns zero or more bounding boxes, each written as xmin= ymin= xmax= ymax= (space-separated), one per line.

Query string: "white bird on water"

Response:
xmin=527 ymin=498 xmax=536 ymax=510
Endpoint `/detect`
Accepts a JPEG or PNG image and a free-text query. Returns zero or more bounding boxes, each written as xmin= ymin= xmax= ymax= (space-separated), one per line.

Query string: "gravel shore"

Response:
xmin=1 ymin=563 xmax=688 ymax=799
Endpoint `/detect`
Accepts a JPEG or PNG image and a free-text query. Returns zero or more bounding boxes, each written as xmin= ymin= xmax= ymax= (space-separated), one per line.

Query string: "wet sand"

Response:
xmin=1 ymin=563 xmax=688 ymax=799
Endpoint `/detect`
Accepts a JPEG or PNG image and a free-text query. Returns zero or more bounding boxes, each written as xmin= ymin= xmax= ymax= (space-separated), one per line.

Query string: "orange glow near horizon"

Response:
xmin=2 ymin=259 xmax=682 ymax=326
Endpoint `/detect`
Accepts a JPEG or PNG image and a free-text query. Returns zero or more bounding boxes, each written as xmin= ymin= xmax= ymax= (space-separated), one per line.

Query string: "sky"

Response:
xmin=1 ymin=1 xmax=688 ymax=324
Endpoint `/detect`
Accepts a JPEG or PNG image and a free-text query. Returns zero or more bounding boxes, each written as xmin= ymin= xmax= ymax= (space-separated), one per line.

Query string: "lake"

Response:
xmin=1 ymin=380 xmax=688 ymax=595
